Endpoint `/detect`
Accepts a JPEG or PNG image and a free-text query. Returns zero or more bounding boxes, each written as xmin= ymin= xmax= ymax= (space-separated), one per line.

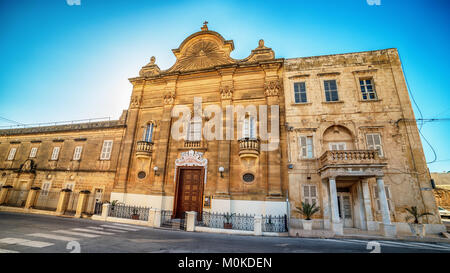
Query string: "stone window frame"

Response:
xmin=287 ymin=74 xmax=311 ymax=105
xmin=100 ymin=140 xmax=113 ymax=160
xmin=293 ymin=81 xmax=308 ymax=104
xmin=72 ymin=145 xmax=83 ymax=161
xmin=365 ymin=133 xmax=384 ymax=158
xmin=352 ymin=69 xmax=382 ymax=102
xmin=302 ymin=183 xmax=318 ymax=206
xmin=50 ymin=146 xmax=61 ymax=161
xmin=41 ymin=181 xmax=52 ymax=196
xmin=7 ymin=147 xmax=17 ymax=161
xmin=142 ymin=121 xmax=157 ymax=143
xmin=317 ymin=73 xmax=342 ymax=103
xmin=29 ymin=147 xmax=38 ymax=158
xmin=298 ymin=135 xmax=315 ymax=159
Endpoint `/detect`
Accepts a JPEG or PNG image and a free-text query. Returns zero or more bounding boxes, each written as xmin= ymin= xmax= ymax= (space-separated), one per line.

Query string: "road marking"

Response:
xmin=0 ymin=237 xmax=54 ymax=248
xmin=323 ymin=239 xmax=366 ymax=245
xmin=378 ymin=240 xmax=449 ymax=250
xmin=28 ymin=233 xmax=77 ymax=242
xmin=100 ymin=224 xmax=139 ymax=231
xmin=87 ymin=226 xmax=127 ymax=233
xmin=111 ymin=223 xmax=149 ymax=229
xmin=53 ymin=230 xmax=100 ymax=238
xmin=72 ymin=228 xmax=115 ymax=235
xmin=404 ymin=242 xmax=450 ymax=250
xmin=0 ymin=248 xmax=20 ymax=253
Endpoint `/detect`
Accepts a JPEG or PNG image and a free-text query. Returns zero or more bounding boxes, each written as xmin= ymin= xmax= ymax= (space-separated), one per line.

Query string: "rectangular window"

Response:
xmin=360 ymin=78 xmax=377 ymax=100
xmin=243 ymin=117 xmax=257 ymax=139
xmin=41 ymin=182 xmax=51 ymax=196
xmin=329 ymin=142 xmax=346 ymax=151
xmin=51 ymin=147 xmax=60 ymax=160
xmin=373 ymin=185 xmax=393 ymax=211
xmin=100 ymin=140 xmax=113 ymax=160
xmin=143 ymin=123 xmax=154 ymax=142
xmin=187 ymin=119 xmax=202 ymax=141
xmin=324 ymin=80 xmax=339 ymax=102
xmin=294 ymin=82 xmax=307 ymax=103
xmin=29 ymin=147 xmax=38 ymax=158
xmin=73 ymin=146 xmax=83 ymax=161
xmin=303 ymin=185 xmax=318 ymax=205
xmin=299 ymin=136 xmax=314 ymax=159
xmin=64 ymin=183 xmax=75 ymax=191
xmin=7 ymin=148 xmax=17 ymax=161
xmin=366 ymin=133 xmax=384 ymax=157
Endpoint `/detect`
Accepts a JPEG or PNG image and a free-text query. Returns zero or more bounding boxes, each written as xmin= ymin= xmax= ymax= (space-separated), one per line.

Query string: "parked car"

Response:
xmin=438 ymin=207 xmax=450 ymax=218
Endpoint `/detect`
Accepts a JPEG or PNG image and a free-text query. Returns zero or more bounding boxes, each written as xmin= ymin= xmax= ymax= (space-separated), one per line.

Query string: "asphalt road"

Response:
xmin=0 ymin=211 xmax=449 ymax=253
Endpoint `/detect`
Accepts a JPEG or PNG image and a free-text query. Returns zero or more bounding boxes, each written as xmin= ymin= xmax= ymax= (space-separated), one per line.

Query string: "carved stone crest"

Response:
xmin=130 ymin=96 xmax=140 ymax=108
xmin=220 ymin=85 xmax=233 ymax=100
xmin=163 ymin=91 xmax=175 ymax=105
xmin=264 ymin=80 xmax=282 ymax=97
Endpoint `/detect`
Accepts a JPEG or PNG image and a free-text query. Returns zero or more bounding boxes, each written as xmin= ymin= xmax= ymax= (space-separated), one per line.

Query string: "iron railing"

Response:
xmin=198 ymin=212 xmax=255 ymax=231
xmin=108 ymin=204 xmax=150 ymax=221
xmin=34 ymin=190 xmax=59 ymax=211
xmin=4 ymin=189 xmax=29 ymax=207
xmin=93 ymin=202 xmax=103 ymax=215
xmin=262 ymin=214 xmax=288 ymax=232
xmin=160 ymin=210 xmax=186 ymax=230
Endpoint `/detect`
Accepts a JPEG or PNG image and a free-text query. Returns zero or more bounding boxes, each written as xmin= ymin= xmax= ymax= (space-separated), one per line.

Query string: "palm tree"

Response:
xmin=405 ymin=206 xmax=433 ymax=224
xmin=296 ymin=202 xmax=320 ymax=220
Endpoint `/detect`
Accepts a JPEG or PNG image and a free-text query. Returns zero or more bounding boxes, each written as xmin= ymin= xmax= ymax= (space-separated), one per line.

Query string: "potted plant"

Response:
xmin=109 ymin=200 xmax=120 ymax=211
xmin=223 ymin=212 xmax=235 ymax=229
xmin=131 ymin=208 xmax=140 ymax=220
xmin=405 ymin=206 xmax=433 ymax=238
xmin=296 ymin=202 xmax=320 ymax=231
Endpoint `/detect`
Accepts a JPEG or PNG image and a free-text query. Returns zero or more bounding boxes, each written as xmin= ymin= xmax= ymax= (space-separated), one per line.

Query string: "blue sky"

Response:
xmin=0 ymin=0 xmax=449 ymax=172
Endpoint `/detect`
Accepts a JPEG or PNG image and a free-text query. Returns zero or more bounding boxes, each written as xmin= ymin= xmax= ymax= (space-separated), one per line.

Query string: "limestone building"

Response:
xmin=0 ymin=23 xmax=444 ymax=235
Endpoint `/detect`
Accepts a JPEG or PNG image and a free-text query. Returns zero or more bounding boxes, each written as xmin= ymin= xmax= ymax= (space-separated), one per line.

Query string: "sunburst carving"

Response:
xmin=169 ymin=39 xmax=233 ymax=72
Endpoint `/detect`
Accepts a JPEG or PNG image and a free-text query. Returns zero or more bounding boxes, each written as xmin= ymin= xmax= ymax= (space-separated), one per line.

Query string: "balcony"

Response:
xmin=318 ymin=150 xmax=386 ymax=178
xmin=180 ymin=140 xmax=207 ymax=151
xmin=238 ymin=138 xmax=260 ymax=159
xmin=136 ymin=141 xmax=153 ymax=158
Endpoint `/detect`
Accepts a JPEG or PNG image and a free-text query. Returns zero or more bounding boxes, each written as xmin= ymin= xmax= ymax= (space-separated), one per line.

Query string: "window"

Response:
xmin=143 ymin=123 xmax=154 ymax=142
xmin=243 ymin=116 xmax=257 ymax=139
xmin=303 ymin=185 xmax=318 ymax=205
xmin=51 ymin=147 xmax=60 ymax=160
xmin=7 ymin=148 xmax=17 ymax=161
xmin=100 ymin=140 xmax=113 ymax=160
xmin=366 ymin=133 xmax=384 ymax=157
xmin=324 ymin=80 xmax=339 ymax=102
xmin=373 ymin=185 xmax=393 ymax=211
xmin=329 ymin=143 xmax=346 ymax=150
xmin=41 ymin=182 xmax=51 ymax=196
xmin=360 ymin=78 xmax=377 ymax=100
xmin=29 ymin=147 xmax=38 ymax=158
xmin=73 ymin=146 xmax=83 ymax=161
xmin=299 ymin=136 xmax=314 ymax=159
xmin=64 ymin=182 xmax=75 ymax=191
xmin=294 ymin=82 xmax=307 ymax=103
xmin=187 ymin=119 xmax=202 ymax=141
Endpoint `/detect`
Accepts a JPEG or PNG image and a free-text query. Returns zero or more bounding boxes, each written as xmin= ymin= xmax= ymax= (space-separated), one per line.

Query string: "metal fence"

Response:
xmin=262 ymin=214 xmax=288 ymax=232
xmin=108 ymin=204 xmax=150 ymax=221
xmin=160 ymin=210 xmax=186 ymax=230
xmin=64 ymin=192 xmax=79 ymax=216
xmin=93 ymin=202 xmax=103 ymax=215
xmin=4 ymin=189 xmax=29 ymax=207
xmin=198 ymin=212 xmax=255 ymax=231
xmin=34 ymin=190 xmax=59 ymax=211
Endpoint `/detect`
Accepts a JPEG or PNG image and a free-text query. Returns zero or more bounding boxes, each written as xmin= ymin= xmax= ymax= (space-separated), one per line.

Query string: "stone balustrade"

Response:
xmin=136 ymin=141 xmax=153 ymax=158
xmin=238 ymin=138 xmax=260 ymax=158
xmin=319 ymin=150 xmax=383 ymax=168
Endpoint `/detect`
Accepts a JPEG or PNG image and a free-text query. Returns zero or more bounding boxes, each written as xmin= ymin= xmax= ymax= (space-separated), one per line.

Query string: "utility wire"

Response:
xmin=0 ymin=116 xmax=23 ymax=125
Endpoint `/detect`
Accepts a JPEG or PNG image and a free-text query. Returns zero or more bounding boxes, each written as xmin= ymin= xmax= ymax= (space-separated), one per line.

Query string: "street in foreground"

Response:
xmin=0 ymin=212 xmax=449 ymax=254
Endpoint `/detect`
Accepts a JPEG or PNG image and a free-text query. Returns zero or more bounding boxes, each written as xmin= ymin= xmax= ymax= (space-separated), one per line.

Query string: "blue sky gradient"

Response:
xmin=0 ymin=0 xmax=449 ymax=172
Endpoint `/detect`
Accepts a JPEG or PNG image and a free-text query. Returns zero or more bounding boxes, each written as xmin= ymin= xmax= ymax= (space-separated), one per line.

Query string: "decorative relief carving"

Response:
xmin=220 ymin=85 xmax=233 ymax=100
xmin=168 ymin=39 xmax=234 ymax=72
xmin=264 ymin=80 xmax=282 ymax=97
xmin=163 ymin=91 xmax=175 ymax=105
xmin=130 ymin=96 xmax=140 ymax=108
xmin=174 ymin=150 xmax=208 ymax=185
xmin=139 ymin=56 xmax=161 ymax=77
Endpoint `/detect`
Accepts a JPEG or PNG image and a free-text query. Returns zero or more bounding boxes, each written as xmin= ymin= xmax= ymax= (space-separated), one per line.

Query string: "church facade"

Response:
xmin=0 ymin=23 xmax=444 ymax=235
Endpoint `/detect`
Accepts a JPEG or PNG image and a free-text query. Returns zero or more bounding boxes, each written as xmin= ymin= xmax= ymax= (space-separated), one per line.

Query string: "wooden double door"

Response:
xmin=174 ymin=167 xmax=204 ymax=220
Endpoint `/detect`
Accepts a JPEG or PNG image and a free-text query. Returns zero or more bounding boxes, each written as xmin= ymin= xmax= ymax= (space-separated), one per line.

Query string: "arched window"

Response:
xmin=143 ymin=123 xmax=154 ymax=142
xmin=243 ymin=116 xmax=257 ymax=139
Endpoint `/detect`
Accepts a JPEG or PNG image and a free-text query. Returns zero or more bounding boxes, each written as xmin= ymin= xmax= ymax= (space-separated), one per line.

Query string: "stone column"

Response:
xmin=0 ymin=186 xmax=11 ymax=205
xmin=101 ymin=203 xmax=110 ymax=220
xmin=361 ymin=179 xmax=377 ymax=231
xmin=56 ymin=190 xmax=71 ymax=215
xmin=186 ymin=211 xmax=197 ymax=232
xmin=25 ymin=188 xmax=40 ymax=209
xmin=376 ymin=176 xmax=397 ymax=237
xmin=254 ymin=215 xmax=263 ymax=236
xmin=329 ymin=177 xmax=343 ymax=235
xmin=75 ymin=191 xmax=89 ymax=218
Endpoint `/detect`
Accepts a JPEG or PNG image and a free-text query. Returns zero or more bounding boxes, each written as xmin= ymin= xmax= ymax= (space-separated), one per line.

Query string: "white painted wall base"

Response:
xmin=110 ymin=192 xmax=173 ymax=210
xmin=211 ymin=198 xmax=287 ymax=216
